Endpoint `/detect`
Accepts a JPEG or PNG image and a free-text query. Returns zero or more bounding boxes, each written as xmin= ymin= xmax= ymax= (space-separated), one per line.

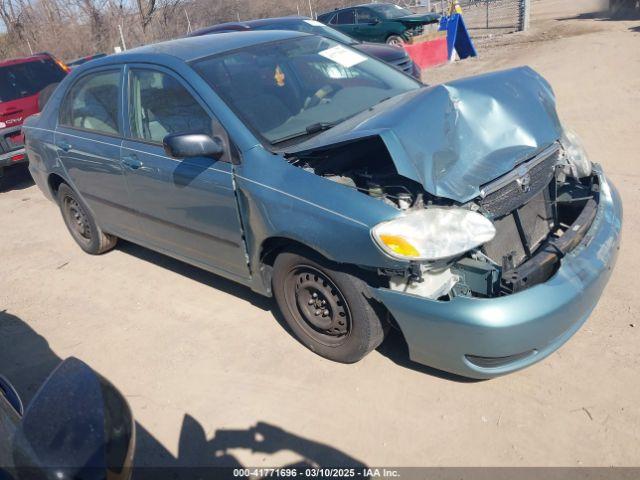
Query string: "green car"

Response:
xmin=317 ymin=3 xmax=440 ymax=46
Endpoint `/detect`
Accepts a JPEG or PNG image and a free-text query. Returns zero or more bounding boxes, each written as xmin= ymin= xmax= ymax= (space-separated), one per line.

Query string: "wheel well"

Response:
xmin=260 ymin=237 xmax=314 ymax=267
xmin=259 ymin=236 xmax=382 ymax=287
xmin=260 ymin=236 xmax=393 ymax=334
xmin=48 ymin=173 xmax=66 ymax=197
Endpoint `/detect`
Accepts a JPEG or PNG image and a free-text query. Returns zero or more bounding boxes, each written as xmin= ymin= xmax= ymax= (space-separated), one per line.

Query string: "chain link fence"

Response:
xmin=415 ymin=0 xmax=531 ymax=35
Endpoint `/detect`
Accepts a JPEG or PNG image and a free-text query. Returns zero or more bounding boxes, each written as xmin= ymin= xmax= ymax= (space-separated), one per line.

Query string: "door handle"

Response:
xmin=122 ymin=154 xmax=143 ymax=170
xmin=56 ymin=140 xmax=72 ymax=152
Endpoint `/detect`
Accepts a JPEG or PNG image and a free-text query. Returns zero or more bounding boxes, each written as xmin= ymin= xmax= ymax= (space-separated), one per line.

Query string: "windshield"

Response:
xmin=0 ymin=58 xmax=66 ymax=103
xmin=374 ymin=4 xmax=412 ymax=18
xmin=193 ymin=35 xmax=419 ymax=145
xmin=254 ymin=19 xmax=357 ymax=45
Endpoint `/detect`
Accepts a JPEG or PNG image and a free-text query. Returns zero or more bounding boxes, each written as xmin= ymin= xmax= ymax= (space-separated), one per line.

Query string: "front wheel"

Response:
xmin=57 ymin=183 xmax=117 ymax=254
xmin=272 ymin=248 xmax=386 ymax=363
xmin=386 ymin=35 xmax=404 ymax=46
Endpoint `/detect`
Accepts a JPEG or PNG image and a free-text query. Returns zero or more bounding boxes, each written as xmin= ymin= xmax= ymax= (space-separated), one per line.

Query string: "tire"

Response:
xmin=386 ymin=35 xmax=404 ymax=46
xmin=57 ymin=183 xmax=117 ymax=254
xmin=272 ymin=248 xmax=386 ymax=363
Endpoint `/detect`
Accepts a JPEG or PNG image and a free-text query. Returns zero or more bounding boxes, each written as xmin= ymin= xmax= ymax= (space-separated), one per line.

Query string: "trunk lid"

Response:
xmin=0 ymin=55 xmax=67 ymax=131
xmin=0 ymin=94 xmax=38 ymax=131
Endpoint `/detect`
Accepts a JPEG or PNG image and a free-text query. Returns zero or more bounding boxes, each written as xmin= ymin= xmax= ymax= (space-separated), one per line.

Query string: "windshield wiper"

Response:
xmin=304 ymin=122 xmax=335 ymax=134
xmin=271 ymin=122 xmax=336 ymax=146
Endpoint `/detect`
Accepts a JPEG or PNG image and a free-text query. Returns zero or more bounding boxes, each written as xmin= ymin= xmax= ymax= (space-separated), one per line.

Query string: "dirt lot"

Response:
xmin=1 ymin=0 xmax=639 ymax=469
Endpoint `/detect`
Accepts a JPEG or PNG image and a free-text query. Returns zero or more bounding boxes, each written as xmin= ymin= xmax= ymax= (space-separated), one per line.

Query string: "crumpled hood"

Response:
xmin=287 ymin=66 xmax=563 ymax=203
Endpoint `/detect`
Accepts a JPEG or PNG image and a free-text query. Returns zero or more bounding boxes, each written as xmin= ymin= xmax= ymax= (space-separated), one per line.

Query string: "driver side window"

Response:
xmin=128 ymin=68 xmax=212 ymax=144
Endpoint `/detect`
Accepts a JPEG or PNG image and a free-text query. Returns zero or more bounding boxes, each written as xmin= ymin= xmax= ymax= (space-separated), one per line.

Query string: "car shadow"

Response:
xmin=376 ymin=328 xmax=482 ymax=383
xmin=556 ymin=8 xmax=640 ymax=22
xmin=0 ymin=310 xmax=368 ymax=478
xmin=116 ymin=240 xmax=273 ymax=312
xmin=0 ymin=165 xmax=34 ymax=193
xmin=116 ymin=240 xmax=475 ymax=382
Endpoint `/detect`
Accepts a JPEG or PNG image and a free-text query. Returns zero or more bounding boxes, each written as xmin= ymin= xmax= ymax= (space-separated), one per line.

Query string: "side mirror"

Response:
xmin=11 ymin=358 xmax=135 ymax=480
xmin=163 ymin=133 xmax=225 ymax=160
xmin=0 ymin=374 xmax=24 ymax=416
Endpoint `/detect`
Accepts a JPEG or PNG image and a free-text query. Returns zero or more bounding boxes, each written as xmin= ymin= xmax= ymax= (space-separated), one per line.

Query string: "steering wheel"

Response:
xmin=303 ymin=84 xmax=342 ymax=109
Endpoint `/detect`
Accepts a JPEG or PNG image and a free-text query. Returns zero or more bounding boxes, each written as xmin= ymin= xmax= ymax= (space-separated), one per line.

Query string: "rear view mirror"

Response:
xmin=10 ymin=358 xmax=135 ymax=480
xmin=163 ymin=133 xmax=225 ymax=160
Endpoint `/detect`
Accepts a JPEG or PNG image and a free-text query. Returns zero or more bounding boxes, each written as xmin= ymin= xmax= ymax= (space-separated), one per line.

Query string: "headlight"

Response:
xmin=372 ymin=208 xmax=496 ymax=261
xmin=561 ymin=128 xmax=592 ymax=178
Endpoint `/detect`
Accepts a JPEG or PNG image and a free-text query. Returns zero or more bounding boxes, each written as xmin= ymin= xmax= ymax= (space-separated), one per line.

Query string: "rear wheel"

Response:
xmin=272 ymin=248 xmax=386 ymax=363
xmin=57 ymin=183 xmax=117 ymax=254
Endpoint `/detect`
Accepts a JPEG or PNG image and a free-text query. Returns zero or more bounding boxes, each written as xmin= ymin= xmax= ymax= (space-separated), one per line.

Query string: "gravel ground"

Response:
xmin=1 ymin=0 xmax=639 ymax=470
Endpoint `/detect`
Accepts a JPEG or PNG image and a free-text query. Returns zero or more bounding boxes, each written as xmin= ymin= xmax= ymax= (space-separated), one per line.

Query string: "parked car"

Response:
xmin=317 ymin=3 xmax=440 ymax=45
xmin=25 ymin=31 xmax=622 ymax=379
xmin=66 ymin=53 xmax=107 ymax=69
xmin=189 ymin=16 xmax=420 ymax=79
xmin=0 ymin=358 xmax=134 ymax=479
xmin=0 ymin=53 xmax=68 ymax=184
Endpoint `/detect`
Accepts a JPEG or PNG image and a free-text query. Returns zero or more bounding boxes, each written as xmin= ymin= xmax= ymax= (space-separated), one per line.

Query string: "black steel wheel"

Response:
xmin=62 ymin=194 xmax=92 ymax=247
xmin=273 ymin=248 xmax=386 ymax=363
xmin=284 ymin=265 xmax=352 ymax=346
xmin=57 ymin=183 xmax=117 ymax=254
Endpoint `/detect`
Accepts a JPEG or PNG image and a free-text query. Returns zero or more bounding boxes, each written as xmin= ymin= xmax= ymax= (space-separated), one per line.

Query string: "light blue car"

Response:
xmin=24 ymin=31 xmax=622 ymax=379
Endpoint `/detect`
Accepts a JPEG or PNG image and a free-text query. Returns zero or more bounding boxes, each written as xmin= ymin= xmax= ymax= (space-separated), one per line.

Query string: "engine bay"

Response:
xmin=288 ymin=135 xmax=441 ymax=211
xmin=288 ymin=138 xmax=600 ymax=300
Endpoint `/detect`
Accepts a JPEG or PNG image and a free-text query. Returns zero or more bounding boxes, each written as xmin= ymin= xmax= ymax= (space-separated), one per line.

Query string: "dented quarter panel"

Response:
xmin=289 ymin=66 xmax=563 ymax=203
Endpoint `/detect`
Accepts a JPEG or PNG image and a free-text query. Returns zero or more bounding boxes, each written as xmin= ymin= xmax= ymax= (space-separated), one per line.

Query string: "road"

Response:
xmin=1 ymin=0 xmax=639 ymax=469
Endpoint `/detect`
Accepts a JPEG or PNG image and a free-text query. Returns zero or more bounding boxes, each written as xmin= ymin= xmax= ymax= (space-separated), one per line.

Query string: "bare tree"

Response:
xmin=135 ymin=0 xmax=156 ymax=33
xmin=78 ymin=0 xmax=109 ymax=52
xmin=0 ymin=0 xmax=29 ymax=39
xmin=0 ymin=0 xmax=363 ymax=61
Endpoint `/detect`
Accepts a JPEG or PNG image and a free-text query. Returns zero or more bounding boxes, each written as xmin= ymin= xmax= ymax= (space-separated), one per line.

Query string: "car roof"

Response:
xmin=355 ymin=2 xmax=395 ymax=8
xmin=0 ymin=53 xmax=54 ymax=68
xmin=190 ymin=16 xmax=311 ymax=36
xmin=320 ymin=2 xmax=393 ymax=14
xmin=84 ymin=30 xmax=306 ymax=69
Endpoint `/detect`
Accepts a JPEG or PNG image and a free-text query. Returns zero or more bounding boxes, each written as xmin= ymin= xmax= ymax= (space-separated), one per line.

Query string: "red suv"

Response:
xmin=0 ymin=53 xmax=68 ymax=183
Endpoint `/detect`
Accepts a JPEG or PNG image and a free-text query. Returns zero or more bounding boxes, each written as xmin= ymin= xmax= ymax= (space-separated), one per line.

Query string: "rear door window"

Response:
xmin=335 ymin=9 xmax=355 ymax=25
xmin=0 ymin=58 xmax=66 ymax=103
xmin=59 ymin=70 xmax=121 ymax=135
xmin=356 ymin=8 xmax=377 ymax=23
xmin=127 ymin=68 xmax=212 ymax=144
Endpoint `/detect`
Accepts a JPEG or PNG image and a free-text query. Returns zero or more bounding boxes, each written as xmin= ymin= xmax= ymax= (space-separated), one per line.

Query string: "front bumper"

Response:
xmin=371 ymin=170 xmax=622 ymax=379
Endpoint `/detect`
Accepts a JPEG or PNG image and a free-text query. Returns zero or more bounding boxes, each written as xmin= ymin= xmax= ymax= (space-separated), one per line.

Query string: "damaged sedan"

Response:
xmin=24 ymin=31 xmax=622 ymax=378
